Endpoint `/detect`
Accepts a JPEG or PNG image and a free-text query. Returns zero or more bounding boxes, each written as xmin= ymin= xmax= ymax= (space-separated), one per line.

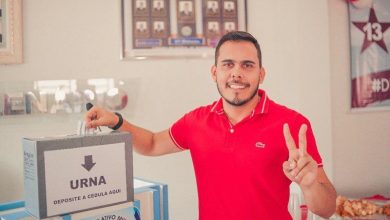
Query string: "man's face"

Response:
xmin=156 ymin=1 xmax=162 ymax=8
xmin=184 ymin=2 xmax=190 ymax=11
xmin=211 ymin=40 xmax=265 ymax=106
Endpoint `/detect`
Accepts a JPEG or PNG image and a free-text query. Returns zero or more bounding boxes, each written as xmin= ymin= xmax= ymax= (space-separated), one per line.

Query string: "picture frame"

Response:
xmin=223 ymin=0 xmax=237 ymax=17
xmin=177 ymin=0 xmax=195 ymax=21
xmin=121 ymin=0 xmax=247 ymax=59
xmin=0 ymin=0 xmax=22 ymax=64
xmin=151 ymin=0 xmax=168 ymax=17
xmin=205 ymin=0 xmax=220 ymax=17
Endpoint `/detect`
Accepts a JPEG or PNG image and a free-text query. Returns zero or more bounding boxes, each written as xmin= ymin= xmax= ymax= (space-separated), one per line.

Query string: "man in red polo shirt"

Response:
xmin=86 ymin=31 xmax=337 ymax=219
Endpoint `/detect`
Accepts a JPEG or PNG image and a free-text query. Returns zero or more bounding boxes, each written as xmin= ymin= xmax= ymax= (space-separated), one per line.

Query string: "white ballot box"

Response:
xmin=22 ymin=132 xmax=133 ymax=218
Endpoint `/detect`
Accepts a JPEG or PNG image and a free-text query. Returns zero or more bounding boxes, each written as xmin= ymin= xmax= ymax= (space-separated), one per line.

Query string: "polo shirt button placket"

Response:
xmin=228 ymin=121 xmax=234 ymax=133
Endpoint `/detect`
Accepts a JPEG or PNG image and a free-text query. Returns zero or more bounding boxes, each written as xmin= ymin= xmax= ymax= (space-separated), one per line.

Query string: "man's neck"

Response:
xmin=223 ymin=94 xmax=260 ymax=125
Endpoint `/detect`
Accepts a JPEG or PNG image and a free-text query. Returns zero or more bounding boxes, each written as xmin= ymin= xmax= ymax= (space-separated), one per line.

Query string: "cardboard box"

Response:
xmin=23 ymin=132 xmax=133 ymax=218
xmin=0 ymin=201 xmax=140 ymax=220
xmin=134 ymin=178 xmax=168 ymax=220
xmin=134 ymin=188 xmax=159 ymax=220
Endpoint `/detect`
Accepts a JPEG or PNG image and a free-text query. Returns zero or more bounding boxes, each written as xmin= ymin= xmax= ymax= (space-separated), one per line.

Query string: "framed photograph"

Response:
xmin=133 ymin=0 xmax=149 ymax=17
xmin=223 ymin=20 xmax=237 ymax=34
xmin=152 ymin=0 xmax=168 ymax=17
xmin=134 ymin=20 xmax=149 ymax=36
xmin=121 ymin=0 xmax=247 ymax=59
xmin=152 ymin=19 xmax=170 ymax=47
xmin=0 ymin=0 xmax=22 ymax=64
xmin=207 ymin=20 xmax=220 ymax=36
xmin=223 ymin=0 xmax=237 ymax=17
xmin=132 ymin=18 xmax=154 ymax=49
xmin=205 ymin=0 xmax=220 ymax=17
xmin=177 ymin=0 xmax=195 ymax=20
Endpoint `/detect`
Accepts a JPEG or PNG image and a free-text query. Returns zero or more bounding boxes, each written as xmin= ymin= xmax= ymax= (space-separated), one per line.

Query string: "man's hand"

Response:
xmin=283 ymin=123 xmax=337 ymax=217
xmin=85 ymin=106 xmax=119 ymax=129
xmin=282 ymin=123 xmax=318 ymax=189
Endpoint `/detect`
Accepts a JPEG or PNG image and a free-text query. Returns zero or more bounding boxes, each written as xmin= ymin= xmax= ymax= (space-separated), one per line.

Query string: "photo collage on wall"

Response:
xmin=132 ymin=0 xmax=171 ymax=48
xmin=131 ymin=0 xmax=244 ymax=49
xmin=203 ymin=0 xmax=238 ymax=47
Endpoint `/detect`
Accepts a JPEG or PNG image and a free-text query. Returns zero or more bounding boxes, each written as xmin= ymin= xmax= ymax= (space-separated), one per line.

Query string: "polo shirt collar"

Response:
xmin=210 ymin=89 xmax=269 ymax=116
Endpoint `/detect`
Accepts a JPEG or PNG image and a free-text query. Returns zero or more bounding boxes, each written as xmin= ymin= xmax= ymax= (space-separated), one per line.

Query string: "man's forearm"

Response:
xmin=119 ymin=120 xmax=156 ymax=155
xmin=301 ymin=181 xmax=337 ymax=218
xmin=118 ymin=120 xmax=180 ymax=156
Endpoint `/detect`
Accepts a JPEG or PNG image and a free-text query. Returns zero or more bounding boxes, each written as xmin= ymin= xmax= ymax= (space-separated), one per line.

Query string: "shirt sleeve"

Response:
xmin=169 ymin=112 xmax=191 ymax=150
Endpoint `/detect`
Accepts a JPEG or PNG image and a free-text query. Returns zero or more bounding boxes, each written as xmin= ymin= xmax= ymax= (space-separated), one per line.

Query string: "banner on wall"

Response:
xmin=349 ymin=0 xmax=390 ymax=111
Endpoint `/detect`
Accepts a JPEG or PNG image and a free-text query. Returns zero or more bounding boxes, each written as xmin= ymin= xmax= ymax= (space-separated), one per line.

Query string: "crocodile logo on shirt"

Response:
xmin=255 ymin=142 xmax=266 ymax=148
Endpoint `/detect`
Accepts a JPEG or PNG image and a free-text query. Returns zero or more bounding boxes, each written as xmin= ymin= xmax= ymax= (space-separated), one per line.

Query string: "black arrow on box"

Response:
xmin=82 ymin=155 xmax=96 ymax=171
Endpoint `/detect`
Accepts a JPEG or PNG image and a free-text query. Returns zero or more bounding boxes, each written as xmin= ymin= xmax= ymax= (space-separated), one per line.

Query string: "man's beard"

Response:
xmin=216 ymin=80 xmax=259 ymax=106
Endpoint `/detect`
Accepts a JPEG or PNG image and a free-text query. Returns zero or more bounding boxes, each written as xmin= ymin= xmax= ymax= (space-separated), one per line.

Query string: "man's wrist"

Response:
xmin=109 ymin=112 xmax=123 ymax=130
xmin=300 ymin=180 xmax=321 ymax=193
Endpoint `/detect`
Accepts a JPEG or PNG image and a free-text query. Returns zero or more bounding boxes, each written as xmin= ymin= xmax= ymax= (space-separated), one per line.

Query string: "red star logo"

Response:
xmin=352 ymin=8 xmax=390 ymax=53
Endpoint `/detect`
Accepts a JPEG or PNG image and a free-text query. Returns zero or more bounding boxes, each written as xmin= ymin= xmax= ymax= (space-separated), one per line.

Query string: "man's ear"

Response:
xmin=259 ymin=67 xmax=266 ymax=84
xmin=211 ymin=65 xmax=217 ymax=82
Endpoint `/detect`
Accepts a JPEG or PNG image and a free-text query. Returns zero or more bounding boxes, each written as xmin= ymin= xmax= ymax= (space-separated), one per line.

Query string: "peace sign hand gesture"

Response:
xmin=283 ymin=123 xmax=318 ymax=189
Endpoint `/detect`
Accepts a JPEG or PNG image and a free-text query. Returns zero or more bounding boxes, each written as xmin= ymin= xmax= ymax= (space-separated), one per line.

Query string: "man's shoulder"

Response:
xmin=268 ymin=99 xmax=309 ymax=122
xmin=185 ymin=101 xmax=217 ymax=118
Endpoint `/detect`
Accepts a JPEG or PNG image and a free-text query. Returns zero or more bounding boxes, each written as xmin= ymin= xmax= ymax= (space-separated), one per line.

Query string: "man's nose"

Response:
xmin=231 ymin=67 xmax=243 ymax=79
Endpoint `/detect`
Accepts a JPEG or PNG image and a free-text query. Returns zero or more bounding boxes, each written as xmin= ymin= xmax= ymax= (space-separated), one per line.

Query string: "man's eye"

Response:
xmin=243 ymin=63 xmax=254 ymax=68
xmin=223 ymin=63 xmax=234 ymax=67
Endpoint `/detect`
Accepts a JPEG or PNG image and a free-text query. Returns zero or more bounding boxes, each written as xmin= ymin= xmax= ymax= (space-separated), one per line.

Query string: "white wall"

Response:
xmin=0 ymin=1 xmax=333 ymax=219
xmin=250 ymin=1 xmax=333 ymax=179
xmin=328 ymin=0 xmax=390 ymax=198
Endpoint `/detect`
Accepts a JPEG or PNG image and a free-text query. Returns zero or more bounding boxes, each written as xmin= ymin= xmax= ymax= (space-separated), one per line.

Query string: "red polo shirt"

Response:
xmin=169 ymin=89 xmax=322 ymax=220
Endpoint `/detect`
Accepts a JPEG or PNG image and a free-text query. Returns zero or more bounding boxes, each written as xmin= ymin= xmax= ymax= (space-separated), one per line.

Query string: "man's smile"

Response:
xmin=226 ymin=82 xmax=250 ymax=90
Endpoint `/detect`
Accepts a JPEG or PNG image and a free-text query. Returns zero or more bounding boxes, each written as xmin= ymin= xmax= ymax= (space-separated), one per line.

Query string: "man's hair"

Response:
xmin=214 ymin=31 xmax=262 ymax=67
